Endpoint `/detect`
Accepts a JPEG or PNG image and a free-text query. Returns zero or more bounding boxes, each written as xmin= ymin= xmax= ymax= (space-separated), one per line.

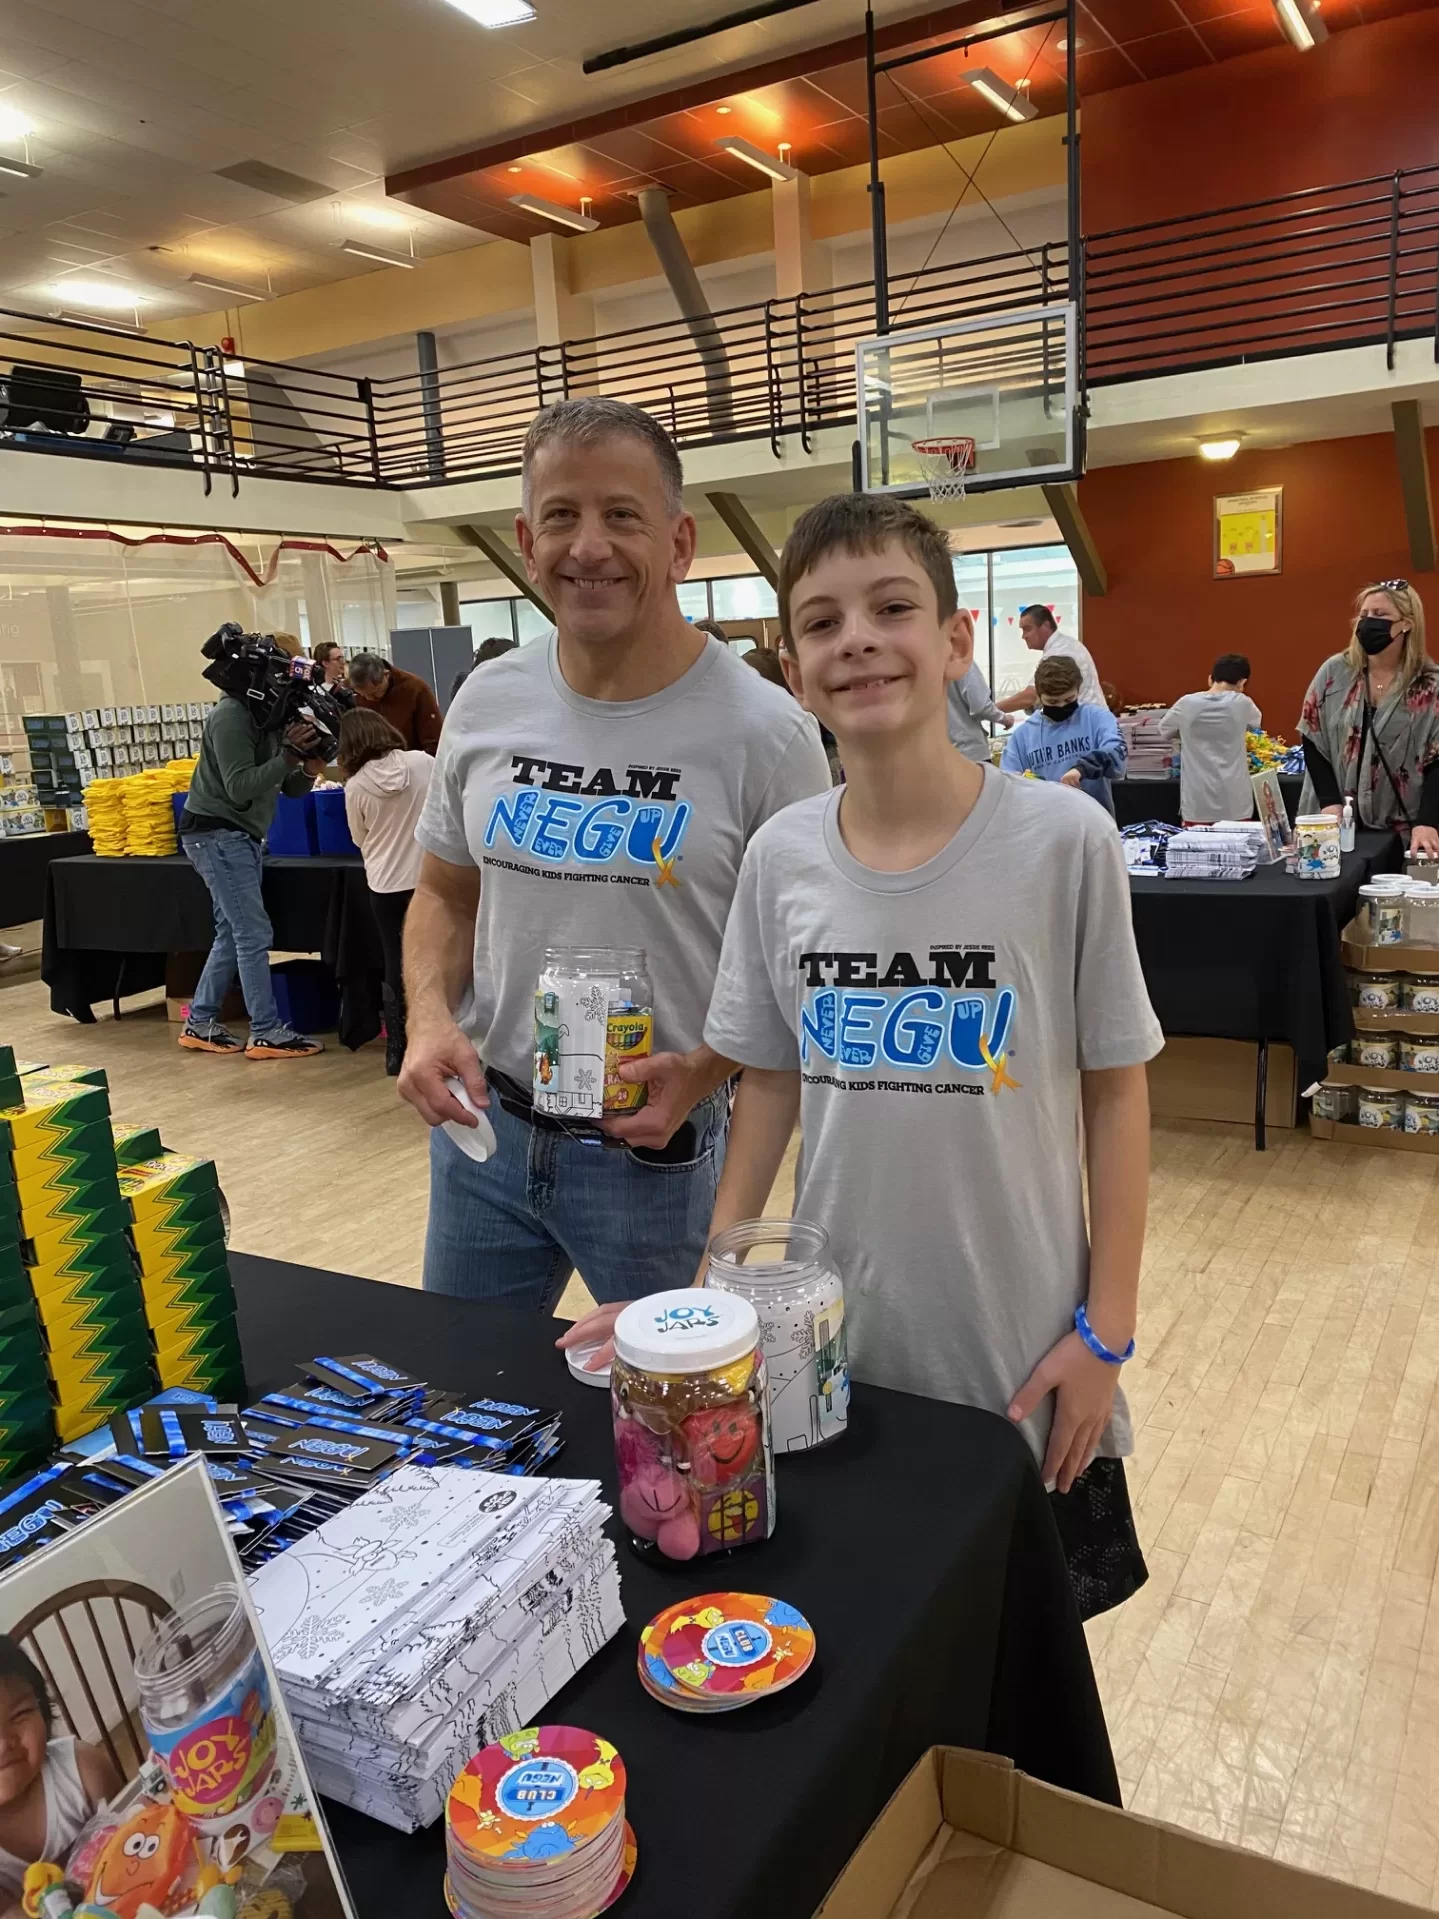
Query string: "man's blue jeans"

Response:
xmin=423 ymin=1084 xmax=728 ymax=1309
xmin=181 ymin=829 xmax=287 ymax=1041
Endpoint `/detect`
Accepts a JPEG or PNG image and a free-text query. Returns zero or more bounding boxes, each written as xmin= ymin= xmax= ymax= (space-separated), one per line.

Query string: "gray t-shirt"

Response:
xmin=946 ymin=662 xmax=1004 ymax=762
xmin=703 ymin=765 xmax=1163 ymax=1467
xmin=416 ymin=632 xmax=831 ymax=1082
xmin=1043 ymin=630 xmax=1107 ymax=709
xmin=1159 ymin=690 xmax=1262 ymax=822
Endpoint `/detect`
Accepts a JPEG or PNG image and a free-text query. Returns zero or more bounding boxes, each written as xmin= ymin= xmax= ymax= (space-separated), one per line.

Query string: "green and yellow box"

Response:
xmin=141 ymin=1257 xmax=233 ymax=1326
xmin=155 ymin=1347 xmax=244 ymax=1399
xmin=12 ymin=1117 xmax=119 ymax=1184
xmin=130 ymin=1204 xmax=227 ymax=1275
xmin=19 ymin=1062 xmax=108 ymax=1091
xmin=0 ymin=1047 xmax=20 ymax=1113
xmin=46 ymin=1321 xmax=154 ymax=1394
xmin=55 ymin=1372 xmax=153 ymax=1446
xmin=38 ymin=1297 xmax=151 ymax=1375
xmin=118 ymin=1155 xmax=219 ymax=1226
xmin=18 ymin=1180 xmax=125 ymax=1245
xmin=112 ymin=1121 xmax=164 ymax=1166
xmin=153 ymin=1310 xmax=241 ymax=1377
xmin=26 ymin=1205 xmax=133 ymax=1278
xmin=0 ymin=1079 xmax=110 ymax=1156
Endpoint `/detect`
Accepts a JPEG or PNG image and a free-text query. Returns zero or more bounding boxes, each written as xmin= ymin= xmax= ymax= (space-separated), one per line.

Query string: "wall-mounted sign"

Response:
xmin=1215 ymin=487 xmax=1282 ymax=577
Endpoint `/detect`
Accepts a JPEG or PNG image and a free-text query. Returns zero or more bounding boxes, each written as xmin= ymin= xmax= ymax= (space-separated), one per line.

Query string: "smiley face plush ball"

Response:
xmin=681 ymin=1403 xmax=759 ymax=1487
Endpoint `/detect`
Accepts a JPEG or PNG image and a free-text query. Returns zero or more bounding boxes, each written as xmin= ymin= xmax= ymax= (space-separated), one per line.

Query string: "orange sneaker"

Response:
xmin=245 ymin=1032 xmax=324 ymax=1059
xmin=179 ymin=1022 xmax=243 ymax=1055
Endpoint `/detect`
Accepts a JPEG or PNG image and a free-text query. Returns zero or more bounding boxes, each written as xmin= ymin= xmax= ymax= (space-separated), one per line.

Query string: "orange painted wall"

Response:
xmin=1082 ymin=8 xmax=1439 ymax=233
xmin=1078 ymin=429 xmax=1439 ymax=733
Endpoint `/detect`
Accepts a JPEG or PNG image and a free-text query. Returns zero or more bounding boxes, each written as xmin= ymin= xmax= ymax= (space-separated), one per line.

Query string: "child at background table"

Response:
xmin=561 ymin=493 xmax=1163 ymax=1618
xmin=1158 ymin=654 xmax=1261 ymax=824
xmin=1001 ymin=654 xmax=1127 ymax=816
xmin=0 ymin=1636 xmax=119 ymax=1916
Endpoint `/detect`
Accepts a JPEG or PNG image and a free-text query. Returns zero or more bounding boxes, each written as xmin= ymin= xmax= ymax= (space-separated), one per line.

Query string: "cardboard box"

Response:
xmin=1147 ymin=1038 xmax=1297 ymax=1130
xmin=111 ymin=1120 xmax=164 ymax=1165
xmin=0 ymin=1080 xmax=110 ymax=1154
xmin=1310 ymin=1116 xmax=1439 ymax=1156
xmin=814 ymin=1747 xmax=1424 ymax=1919
xmin=119 ymin=1154 xmax=220 ymax=1222
xmin=1341 ymin=915 xmax=1439 ymax=976
xmin=131 ymin=1208 xmax=227 ymax=1272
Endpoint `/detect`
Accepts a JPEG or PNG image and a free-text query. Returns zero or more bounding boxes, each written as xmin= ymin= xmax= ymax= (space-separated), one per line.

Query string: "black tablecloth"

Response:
xmin=40 ymin=853 xmax=384 ymax=1044
xmin=1112 ymin=774 xmax=1304 ymax=830
xmin=0 ymin=829 xmax=91 ymax=927
xmin=231 ymin=1254 xmax=1119 ymax=1919
xmin=1128 ymin=829 xmax=1400 ymax=1086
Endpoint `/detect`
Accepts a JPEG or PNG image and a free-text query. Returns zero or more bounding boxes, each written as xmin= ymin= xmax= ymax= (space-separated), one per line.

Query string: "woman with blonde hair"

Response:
xmin=1298 ymin=578 xmax=1439 ymax=855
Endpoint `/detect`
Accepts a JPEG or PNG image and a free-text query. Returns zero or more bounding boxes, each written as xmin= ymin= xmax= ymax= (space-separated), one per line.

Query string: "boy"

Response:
xmin=1000 ymin=654 xmax=1127 ymax=815
xmin=1158 ymin=654 xmax=1261 ymax=824
xmin=561 ymin=494 xmax=1162 ymax=1616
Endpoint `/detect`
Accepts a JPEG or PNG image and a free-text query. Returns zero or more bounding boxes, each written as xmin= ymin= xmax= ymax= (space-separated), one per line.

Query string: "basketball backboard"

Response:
xmin=855 ymin=301 xmax=1078 ymax=498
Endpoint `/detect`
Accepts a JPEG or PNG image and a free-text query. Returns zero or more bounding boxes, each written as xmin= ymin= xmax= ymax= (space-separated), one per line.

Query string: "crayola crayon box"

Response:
xmin=0 ymin=1048 xmax=19 ymax=1112
xmin=118 ymin=1153 xmax=221 ymax=1225
xmin=111 ymin=1120 xmax=164 ymax=1166
xmin=0 ymin=1078 xmax=110 ymax=1157
xmin=18 ymin=1061 xmax=107 ymax=1091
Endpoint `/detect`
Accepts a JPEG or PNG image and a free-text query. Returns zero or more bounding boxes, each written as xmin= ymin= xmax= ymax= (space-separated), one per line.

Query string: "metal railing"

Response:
xmin=0 ymin=162 xmax=1435 ymax=496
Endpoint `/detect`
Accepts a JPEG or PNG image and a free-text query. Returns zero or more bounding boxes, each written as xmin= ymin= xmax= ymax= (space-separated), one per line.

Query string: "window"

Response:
xmin=989 ymin=545 xmax=1080 ymax=703
xmin=711 ymin=576 xmax=778 ymax=621
xmin=676 ymin=581 xmax=710 ymax=622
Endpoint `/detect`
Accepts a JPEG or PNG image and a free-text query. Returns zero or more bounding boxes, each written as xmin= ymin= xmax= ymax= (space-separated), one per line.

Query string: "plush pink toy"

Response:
xmin=618 ymin=1461 xmax=700 ymax=1559
xmin=614 ymin=1415 xmax=662 ymax=1482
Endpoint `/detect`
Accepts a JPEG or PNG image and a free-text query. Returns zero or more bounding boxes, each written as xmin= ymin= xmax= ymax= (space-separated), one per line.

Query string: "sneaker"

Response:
xmin=179 ymin=1021 xmax=244 ymax=1055
xmin=245 ymin=1030 xmax=324 ymax=1060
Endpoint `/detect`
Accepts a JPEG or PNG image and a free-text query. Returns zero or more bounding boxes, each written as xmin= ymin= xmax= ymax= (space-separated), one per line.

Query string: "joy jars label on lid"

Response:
xmin=610 ymin=1290 xmax=775 ymax=1564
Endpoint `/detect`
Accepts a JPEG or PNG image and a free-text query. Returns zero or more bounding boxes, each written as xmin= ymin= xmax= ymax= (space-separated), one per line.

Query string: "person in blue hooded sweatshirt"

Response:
xmin=1001 ymin=653 xmax=1127 ymax=816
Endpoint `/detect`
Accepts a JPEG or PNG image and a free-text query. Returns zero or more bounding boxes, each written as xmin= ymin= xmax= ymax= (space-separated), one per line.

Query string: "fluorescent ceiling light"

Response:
xmin=1273 ymin=0 xmax=1327 ymax=46
xmin=714 ymin=135 xmax=797 ymax=182
xmin=0 ymin=108 xmax=35 ymax=142
xmin=50 ymin=279 xmax=147 ymax=311
xmin=0 ymin=156 xmax=41 ymax=180
xmin=1199 ymin=436 xmax=1243 ymax=460
xmin=54 ymin=310 xmax=146 ymax=336
xmin=340 ymin=238 xmax=417 ymax=268
xmin=507 ymin=192 xmax=599 ymax=232
xmin=963 ymin=68 xmax=1038 ymax=123
xmin=189 ymin=273 xmax=266 ymax=302
xmin=440 ymin=0 xmax=536 ymax=23
xmin=222 ymin=360 xmax=246 ymax=379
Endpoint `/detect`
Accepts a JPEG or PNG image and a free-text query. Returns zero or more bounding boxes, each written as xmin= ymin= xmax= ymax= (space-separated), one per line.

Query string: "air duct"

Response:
xmin=636 ymin=187 xmax=733 ymax=437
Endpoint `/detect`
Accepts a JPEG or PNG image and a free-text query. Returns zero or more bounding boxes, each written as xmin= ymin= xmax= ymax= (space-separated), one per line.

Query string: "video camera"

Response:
xmin=200 ymin=623 xmax=345 ymax=762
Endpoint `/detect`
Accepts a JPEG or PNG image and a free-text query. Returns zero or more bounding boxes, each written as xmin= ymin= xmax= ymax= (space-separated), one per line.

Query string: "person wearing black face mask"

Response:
xmin=1000 ymin=654 xmax=1127 ymax=814
xmin=1298 ymin=580 xmax=1439 ymax=856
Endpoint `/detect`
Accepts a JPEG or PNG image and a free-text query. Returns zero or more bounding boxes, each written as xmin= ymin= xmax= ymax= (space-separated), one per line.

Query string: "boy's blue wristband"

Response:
xmin=1074 ymin=1302 xmax=1134 ymax=1366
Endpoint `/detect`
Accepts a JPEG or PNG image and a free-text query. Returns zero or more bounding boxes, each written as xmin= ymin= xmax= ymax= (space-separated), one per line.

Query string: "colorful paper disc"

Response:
xmin=447 ymin=1725 xmax=627 ymax=1863
xmin=651 ymin=1593 xmax=815 ymax=1700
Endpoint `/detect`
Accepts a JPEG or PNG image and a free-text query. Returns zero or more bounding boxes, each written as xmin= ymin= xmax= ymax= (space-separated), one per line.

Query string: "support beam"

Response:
xmin=417 ymin=330 xmax=445 ymax=480
xmin=530 ymin=235 xmax=596 ymax=403
xmin=706 ymin=492 xmax=779 ymax=589
xmin=1392 ymin=399 xmax=1437 ymax=574
xmin=773 ymin=172 xmax=824 ymax=301
xmin=456 ymin=523 xmax=553 ymax=621
xmin=1040 ymin=483 xmax=1106 ymax=596
xmin=440 ymin=580 xmax=462 ymax=626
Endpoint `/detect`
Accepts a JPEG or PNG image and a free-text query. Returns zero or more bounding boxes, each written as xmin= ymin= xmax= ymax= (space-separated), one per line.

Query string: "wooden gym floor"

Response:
xmin=4 ymin=967 xmax=1439 ymax=1905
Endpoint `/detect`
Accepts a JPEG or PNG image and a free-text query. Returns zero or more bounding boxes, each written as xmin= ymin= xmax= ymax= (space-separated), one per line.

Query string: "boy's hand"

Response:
xmin=555 ymin=1302 xmax=631 ymax=1372
xmin=1008 ymin=1329 xmax=1121 ymax=1492
xmin=1060 ymin=768 xmax=1083 ymax=788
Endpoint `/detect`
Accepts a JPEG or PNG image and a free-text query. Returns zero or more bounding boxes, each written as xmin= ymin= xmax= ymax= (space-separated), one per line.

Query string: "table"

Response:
xmin=0 ymin=829 xmax=91 ymax=927
xmin=231 ymin=1253 xmax=1120 ymax=1919
xmin=1112 ymin=774 xmax=1304 ymax=831
xmin=1128 ymin=829 xmax=1400 ymax=1149
xmin=40 ymin=853 xmax=384 ymax=1044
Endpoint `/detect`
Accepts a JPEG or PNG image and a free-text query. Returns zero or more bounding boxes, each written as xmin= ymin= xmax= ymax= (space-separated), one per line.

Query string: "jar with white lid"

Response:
xmin=1357 ymin=1085 xmax=1404 ymax=1129
xmin=1353 ymin=1031 xmax=1399 ymax=1070
xmin=611 ymin=1289 xmax=774 ymax=1562
xmin=1360 ymin=884 xmax=1406 ymax=945
xmin=1401 ymin=974 xmax=1439 ymax=1014
xmin=1354 ymin=971 xmax=1400 ymax=1011
xmin=1404 ymin=1090 xmax=1439 ymax=1134
xmin=705 ymin=1218 xmax=849 ymax=1455
xmin=1406 ymin=886 xmax=1439 ymax=948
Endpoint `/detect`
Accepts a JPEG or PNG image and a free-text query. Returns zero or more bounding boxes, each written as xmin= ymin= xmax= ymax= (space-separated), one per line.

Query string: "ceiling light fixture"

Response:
xmin=50 ymin=278 xmax=147 ymax=312
xmin=440 ymin=0 xmax=536 ymax=24
xmin=1273 ymin=0 xmax=1327 ymax=47
xmin=188 ymin=273 xmax=266 ymax=302
xmin=1199 ymin=436 xmax=1243 ymax=460
xmin=54 ymin=309 xmax=146 ymax=336
xmin=0 ymin=107 xmax=34 ymax=142
xmin=507 ymin=192 xmax=599 ymax=232
xmin=963 ymin=68 xmax=1038 ymax=123
xmin=340 ymin=238 xmax=417 ymax=268
xmin=508 ymin=164 xmax=522 ymax=173
xmin=715 ymin=104 xmax=732 ymax=114
xmin=714 ymin=135 xmax=798 ymax=181
xmin=0 ymin=156 xmax=41 ymax=180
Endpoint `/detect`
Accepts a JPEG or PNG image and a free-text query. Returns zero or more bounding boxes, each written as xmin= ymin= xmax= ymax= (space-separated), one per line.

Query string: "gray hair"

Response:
xmin=521 ymin=398 xmax=685 ymax=518
xmin=347 ymin=651 xmax=389 ymax=688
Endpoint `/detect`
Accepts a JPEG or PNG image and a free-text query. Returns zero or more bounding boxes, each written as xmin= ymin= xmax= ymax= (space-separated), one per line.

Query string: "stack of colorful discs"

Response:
xmin=637 ymin=1593 xmax=815 ymax=1714
xmin=445 ymin=1725 xmax=636 ymax=1918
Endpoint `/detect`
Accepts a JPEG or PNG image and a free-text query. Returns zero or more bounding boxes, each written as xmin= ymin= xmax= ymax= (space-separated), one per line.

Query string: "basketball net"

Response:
xmin=911 ymin=435 xmax=976 ymax=504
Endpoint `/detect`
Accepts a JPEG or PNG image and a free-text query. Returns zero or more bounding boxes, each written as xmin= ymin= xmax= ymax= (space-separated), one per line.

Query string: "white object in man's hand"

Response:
xmin=442 ymin=1076 xmax=497 ymax=1161
xmin=398 ymin=1021 xmax=490 ymax=1129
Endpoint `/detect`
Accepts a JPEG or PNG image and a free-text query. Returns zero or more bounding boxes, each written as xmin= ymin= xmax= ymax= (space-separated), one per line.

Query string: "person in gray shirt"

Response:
xmin=1158 ymin=654 xmax=1261 ymax=823
xmin=399 ymin=398 xmax=830 ymax=1305
xmin=946 ymin=659 xmax=1011 ymax=762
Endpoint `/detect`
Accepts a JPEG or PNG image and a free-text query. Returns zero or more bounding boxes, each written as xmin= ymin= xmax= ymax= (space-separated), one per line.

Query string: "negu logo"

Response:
xmin=486 ymin=756 xmax=690 ymax=871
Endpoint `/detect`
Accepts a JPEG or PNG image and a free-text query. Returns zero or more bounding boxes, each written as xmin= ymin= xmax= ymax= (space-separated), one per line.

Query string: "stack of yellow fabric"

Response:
xmin=85 ymin=778 xmax=129 ymax=857
xmin=121 ymin=769 xmax=181 ymax=856
xmin=164 ymin=755 xmax=198 ymax=790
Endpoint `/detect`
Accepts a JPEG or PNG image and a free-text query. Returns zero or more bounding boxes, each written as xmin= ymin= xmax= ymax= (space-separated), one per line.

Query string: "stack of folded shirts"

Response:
xmin=84 ymin=778 xmax=128 ymax=855
xmin=1117 ymin=710 xmax=1175 ymax=780
xmin=248 ymin=1464 xmax=624 ymax=1833
xmin=1163 ymin=828 xmax=1258 ymax=881
xmin=120 ymin=769 xmax=181 ymax=854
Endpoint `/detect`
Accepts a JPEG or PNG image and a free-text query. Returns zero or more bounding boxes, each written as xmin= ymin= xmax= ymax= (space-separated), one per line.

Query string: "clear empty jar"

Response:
xmin=1312 ymin=1080 xmax=1357 ymax=1123
xmin=534 ymin=946 xmax=652 ymax=1119
xmin=706 ymin=1218 xmax=850 ymax=1455
xmin=1406 ymin=885 xmax=1439 ymax=947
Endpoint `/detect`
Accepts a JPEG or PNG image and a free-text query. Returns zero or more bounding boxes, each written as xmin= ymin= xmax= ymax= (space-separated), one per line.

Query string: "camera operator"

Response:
xmin=177 ymin=631 xmax=330 ymax=1060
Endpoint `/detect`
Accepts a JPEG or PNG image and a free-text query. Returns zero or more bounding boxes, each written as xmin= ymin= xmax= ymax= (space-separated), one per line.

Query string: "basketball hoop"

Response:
xmin=911 ymin=435 xmax=976 ymax=503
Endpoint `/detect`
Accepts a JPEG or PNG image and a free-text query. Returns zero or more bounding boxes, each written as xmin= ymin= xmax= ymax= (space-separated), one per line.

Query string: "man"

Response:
xmin=399 ymin=396 xmax=830 ymax=1307
xmin=348 ymin=652 xmax=442 ymax=754
xmin=312 ymin=640 xmax=346 ymax=684
xmin=997 ymin=604 xmax=1106 ymax=713
xmin=947 ymin=658 xmax=1012 ymax=762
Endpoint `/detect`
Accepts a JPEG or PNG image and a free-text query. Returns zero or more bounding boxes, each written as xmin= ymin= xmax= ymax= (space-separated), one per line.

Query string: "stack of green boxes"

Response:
xmin=119 ymin=1155 xmax=243 ymax=1399
xmin=0 ymin=1050 xmax=55 ymax=1479
xmin=2 ymin=1059 xmax=155 ymax=1443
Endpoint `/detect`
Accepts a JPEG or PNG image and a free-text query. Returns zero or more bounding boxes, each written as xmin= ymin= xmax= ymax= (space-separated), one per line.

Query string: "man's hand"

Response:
xmin=397 ymin=1018 xmax=489 ymax=1128
xmin=1411 ymin=824 xmax=1439 ymax=857
xmin=1007 ymin=1329 xmax=1122 ymax=1492
xmin=283 ymin=721 xmax=320 ymax=758
xmin=555 ymin=1301 xmax=632 ymax=1372
xmin=303 ymin=757 xmax=328 ymax=778
xmin=600 ymin=1048 xmax=725 ymax=1150
xmin=1321 ymin=803 xmax=1344 ymax=819
xmin=1060 ymin=767 xmax=1083 ymax=788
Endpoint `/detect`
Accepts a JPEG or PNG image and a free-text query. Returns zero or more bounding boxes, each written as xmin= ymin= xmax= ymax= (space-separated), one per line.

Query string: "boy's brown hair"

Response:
xmin=777 ymin=493 xmax=957 ymax=653
xmin=1034 ymin=654 xmax=1082 ymax=701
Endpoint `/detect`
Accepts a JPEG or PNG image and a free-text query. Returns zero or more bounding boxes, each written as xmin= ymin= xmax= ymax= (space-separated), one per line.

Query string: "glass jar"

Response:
xmin=1353 ymin=1032 xmax=1399 ymax=1070
xmin=1398 ymin=1032 xmax=1439 ymax=1074
xmin=534 ymin=946 xmax=652 ymax=1119
xmin=1401 ymin=973 xmax=1439 ymax=1013
xmin=611 ymin=1289 xmax=774 ymax=1563
xmin=1356 ymin=1086 xmax=1404 ymax=1130
xmin=706 ymin=1218 xmax=849 ymax=1455
xmin=134 ymin=1584 xmax=278 ymax=1839
xmin=1354 ymin=970 xmax=1400 ymax=1011
xmin=1312 ymin=1080 xmax=1357 ymax=1123
xmin=1404 ymin=1090 xmax=1439 ymax=1134
xmin=1360 ymin=883 xmax=1406 ymax=945
xmin=1294 ymin=814 xmax=1340 ymax=881
xmin=1406 ymin=886 xmax=1439 ymax=947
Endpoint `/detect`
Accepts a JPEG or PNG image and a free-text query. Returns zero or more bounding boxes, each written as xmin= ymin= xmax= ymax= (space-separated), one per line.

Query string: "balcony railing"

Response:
xmin=0 ymin=163 xmax=1435 ymax=497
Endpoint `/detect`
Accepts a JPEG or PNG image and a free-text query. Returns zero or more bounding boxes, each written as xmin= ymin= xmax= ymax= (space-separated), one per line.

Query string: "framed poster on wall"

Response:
xmin=1215 ymin=487 xmax=1282 ymax=577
